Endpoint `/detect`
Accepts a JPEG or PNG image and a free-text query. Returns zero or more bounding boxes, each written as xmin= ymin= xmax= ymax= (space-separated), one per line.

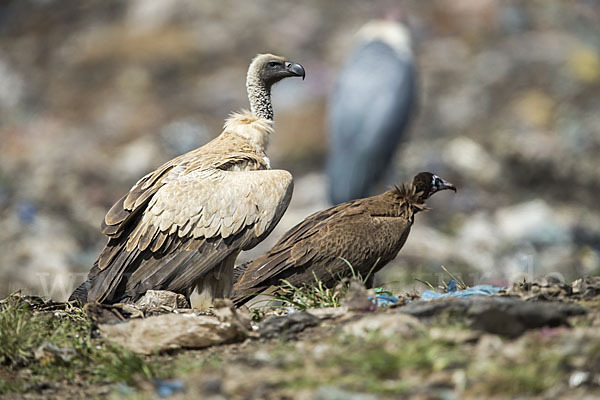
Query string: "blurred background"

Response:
xmin=0 ymin=0 xmax=599 ymax=300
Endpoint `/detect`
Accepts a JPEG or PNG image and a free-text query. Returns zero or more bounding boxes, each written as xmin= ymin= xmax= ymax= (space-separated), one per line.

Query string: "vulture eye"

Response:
xmin=268 ymin=61 xmax=280 ymax=67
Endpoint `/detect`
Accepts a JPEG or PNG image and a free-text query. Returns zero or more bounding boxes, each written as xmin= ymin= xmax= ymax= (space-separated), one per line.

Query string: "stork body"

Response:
xmin=327 ymin=20 xmax=416 ymax=204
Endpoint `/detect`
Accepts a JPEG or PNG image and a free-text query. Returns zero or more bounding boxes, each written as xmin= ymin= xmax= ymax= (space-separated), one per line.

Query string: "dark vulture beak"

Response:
xmin=433 ymin=175 xmax=457 ymax=193
xmin=285 ymin=61 xmax=306 ymax=80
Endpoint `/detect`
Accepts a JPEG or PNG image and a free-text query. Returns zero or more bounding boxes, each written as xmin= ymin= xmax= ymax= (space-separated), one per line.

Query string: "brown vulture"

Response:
xmin=69 ymin=54 xmax=305 ymax=307
xmin=231 ymin=172 xmax=456 ymax=307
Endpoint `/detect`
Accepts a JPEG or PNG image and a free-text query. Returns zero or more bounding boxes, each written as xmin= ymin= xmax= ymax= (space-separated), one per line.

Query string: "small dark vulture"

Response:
xmin=69 ymin=54 xmax=305 ymax=307
xmin=327 ymin=19 xmax=417 ymax=204
xmin=231 ymin=172 xmax=455 ymax=306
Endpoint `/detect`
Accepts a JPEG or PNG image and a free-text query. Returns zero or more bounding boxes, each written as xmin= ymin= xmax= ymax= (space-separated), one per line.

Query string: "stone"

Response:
xmin=99 ymin=300 xmax=252 ymax=354
xmin=342 ymin=313 xmax=424 ymax=339
xmin=259 ymin=311 xmax=320 ymax=339
xmin=398 ymin=297 xmax=587 ymax=337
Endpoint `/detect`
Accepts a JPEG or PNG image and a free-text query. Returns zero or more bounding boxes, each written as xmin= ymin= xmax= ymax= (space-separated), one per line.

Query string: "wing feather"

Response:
xmin=231 ymin=200 xmax=384 ymax=302
xmin=87 ymin=168 xmax=293 ymax=303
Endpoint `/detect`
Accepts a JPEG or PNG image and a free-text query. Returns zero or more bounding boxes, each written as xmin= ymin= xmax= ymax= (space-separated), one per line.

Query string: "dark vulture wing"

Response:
xmin=231 ymin=196 xmax=414 ymax=305
xmin=327 ymin=39 xmax=416 ymax=204
xmin=85 ymin=167 xmax=293 ymax=303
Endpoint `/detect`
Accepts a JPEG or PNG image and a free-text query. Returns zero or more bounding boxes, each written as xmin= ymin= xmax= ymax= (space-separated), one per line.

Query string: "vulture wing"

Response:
xmin=87 ymin=167 xmax=293 ymax=303
xmin=232 ymin=196 xmax=413 ymax=304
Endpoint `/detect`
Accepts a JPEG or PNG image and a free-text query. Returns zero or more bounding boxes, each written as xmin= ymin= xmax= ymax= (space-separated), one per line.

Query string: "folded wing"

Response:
xmin=87 ymin=168 xmax=293 ymax=303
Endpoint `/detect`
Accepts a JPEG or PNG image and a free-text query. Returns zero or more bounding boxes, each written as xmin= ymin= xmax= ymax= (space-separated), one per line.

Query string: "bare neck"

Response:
xmin=247 ymin=77 xmax=273 ymax=121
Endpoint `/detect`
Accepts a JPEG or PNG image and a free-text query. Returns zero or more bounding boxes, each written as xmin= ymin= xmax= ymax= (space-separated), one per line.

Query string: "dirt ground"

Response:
xmin=2 ymin=277 xmax=600 ymax=399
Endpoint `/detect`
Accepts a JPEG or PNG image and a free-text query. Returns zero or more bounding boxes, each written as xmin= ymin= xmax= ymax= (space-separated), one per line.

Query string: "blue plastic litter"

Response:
xmin=154 ymin=379 xmax=185 ymax=397
xmin=370 ymin=294 xmax=400 ymax=306
xmin=420 ymin=280 xmax=505 ymax=300
xmin=115 ymin=384 xmax=136 ymax=396
xmin=17 ymin=201 xmax=36 ymax=224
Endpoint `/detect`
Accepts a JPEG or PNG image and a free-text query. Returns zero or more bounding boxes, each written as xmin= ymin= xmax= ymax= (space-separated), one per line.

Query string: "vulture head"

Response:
xmin=412 ymin=172 xmax=456 ymax=200
xmin=248 ymin=54 xmax=306 ymax=88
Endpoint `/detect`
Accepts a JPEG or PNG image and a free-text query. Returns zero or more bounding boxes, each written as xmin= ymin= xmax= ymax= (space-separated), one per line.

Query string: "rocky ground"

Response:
xmin=1 ymin=276 xmax=600 ymax=399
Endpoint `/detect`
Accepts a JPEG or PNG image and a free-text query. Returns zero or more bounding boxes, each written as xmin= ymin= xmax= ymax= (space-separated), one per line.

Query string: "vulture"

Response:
xmin=327 ymin=19 xmax=417 ymax=204
xmin=69 ymin=54 xmax=305 ymax=307
xmin=231 ymin=172 xmax=456 ymax=307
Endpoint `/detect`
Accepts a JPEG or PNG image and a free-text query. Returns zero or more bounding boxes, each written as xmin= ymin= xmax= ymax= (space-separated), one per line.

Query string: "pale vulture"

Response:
xmin=69 ymin=54 xmax=305 ymax=306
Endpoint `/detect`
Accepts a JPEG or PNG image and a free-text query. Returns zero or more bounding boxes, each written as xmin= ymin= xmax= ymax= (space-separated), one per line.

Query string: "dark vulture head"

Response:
xmin=248 ymin=54 xmax=305 ymax=88
xmin=412 ymin=172 xmax=456 ymax=200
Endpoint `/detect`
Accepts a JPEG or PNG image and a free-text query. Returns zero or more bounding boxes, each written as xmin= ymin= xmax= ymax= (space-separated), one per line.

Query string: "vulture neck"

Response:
xmin=223 ymin=111 xmax=274 ymax=152
xmin=247 ymin=77 xmax=274 ymax=121
xmin=394 ymin=184 xmax=427 ymax=215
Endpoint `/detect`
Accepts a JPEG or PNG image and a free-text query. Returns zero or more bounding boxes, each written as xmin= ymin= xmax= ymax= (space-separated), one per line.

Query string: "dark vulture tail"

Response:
xmin=68 ymin=263 xmax=102 ymax=305
xmin=69 ymin=279 xmax=91 ymax=305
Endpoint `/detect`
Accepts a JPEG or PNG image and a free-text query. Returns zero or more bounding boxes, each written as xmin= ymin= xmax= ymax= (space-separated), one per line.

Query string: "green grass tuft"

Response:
xmin=266 ymin=258 xmax=387 ymax=311
xmin=0 ymin=294 xmax=169 ymax=393
xmin=272 ymin=275 xmax=343 ymax=310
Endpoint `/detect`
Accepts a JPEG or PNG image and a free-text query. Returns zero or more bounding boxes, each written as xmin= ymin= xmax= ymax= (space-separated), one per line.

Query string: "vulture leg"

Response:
xmin=192 ymin=251 xmax=239 ymax=309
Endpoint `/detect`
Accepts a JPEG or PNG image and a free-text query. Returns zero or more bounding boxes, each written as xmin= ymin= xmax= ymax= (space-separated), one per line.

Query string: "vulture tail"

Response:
xmin=68 ymin=278 xmax=92 ymax=305
xmin=232 ymin=261 xmax=251 ymax=285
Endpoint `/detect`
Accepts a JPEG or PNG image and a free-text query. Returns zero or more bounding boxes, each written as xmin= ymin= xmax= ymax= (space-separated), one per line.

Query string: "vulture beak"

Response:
xmin=285 ymin=61 xmax=306 ymax=80
xmin=432 ymin=175 xmax=457 ymax=193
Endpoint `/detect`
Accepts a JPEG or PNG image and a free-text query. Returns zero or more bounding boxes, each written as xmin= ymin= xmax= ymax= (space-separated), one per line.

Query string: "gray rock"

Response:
xmin=99 ymin=300 xmax=252 ymax=354
xmin=135 ymin=289 xmax=189 ymax=311
xmin=343 ymin=313 xmax=424 ymax=339
xmin=571 ymin=276 xmax=600 ymax=299
xmin=398 ymin=297 xmax=586 ymax=338
xmin=259 ymin=311 xmax=320 ymax=339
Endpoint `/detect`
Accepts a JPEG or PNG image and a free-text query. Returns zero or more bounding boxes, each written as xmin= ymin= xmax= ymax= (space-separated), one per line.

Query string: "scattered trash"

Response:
xmin=154 ymin=379 xmax=186 ymax=397
xmin=421 ymin=281 xmax=505 ymax=300
xmin=371 ymin=293 xmax=400 ymax=307
xmin=99 ymin=300 xmax=253 ymax=354
xmin=16 ymin=201 xmax=36 ymax=224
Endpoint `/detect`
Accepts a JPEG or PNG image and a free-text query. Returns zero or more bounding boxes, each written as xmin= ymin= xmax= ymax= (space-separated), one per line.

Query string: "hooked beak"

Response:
xmin=433 ymin=176 xmax=457 ymax=193
xmin=285 ymin=61 xmax=305 ymax=80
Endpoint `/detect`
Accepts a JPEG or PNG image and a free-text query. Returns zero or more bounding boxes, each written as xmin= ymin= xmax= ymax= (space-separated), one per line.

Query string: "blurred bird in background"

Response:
xmin=327 ymin=18 xmax=417 ymax=204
